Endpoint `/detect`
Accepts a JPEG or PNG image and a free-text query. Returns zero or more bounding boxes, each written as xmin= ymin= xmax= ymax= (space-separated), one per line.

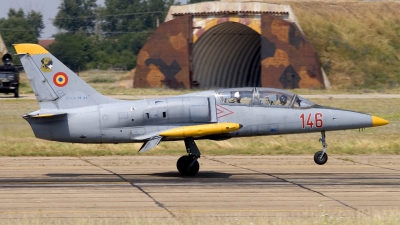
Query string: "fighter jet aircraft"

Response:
xmin=14 ymin=44 xmax=389 ymax=176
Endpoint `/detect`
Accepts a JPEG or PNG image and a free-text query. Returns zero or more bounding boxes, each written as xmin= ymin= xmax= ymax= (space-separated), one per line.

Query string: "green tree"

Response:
xmin=53 ymin=0 xmax=97 ymax=34
xmin=27 ymin=11 xmax=45 ymax=38
xmin=85 ymin=33 xmax=148 ymax=70
xmin=99 ymin=0 xmax=148 ymax=35
xmin=143 ymin=0 xmax=171 ymax=28
xmin=0 ymin=8 xmax=44 ymax=48
xmin=8 ymin=8 xmax=25 ymax=18
xmin=49 ymin=0 xmax=180 ymax=71
xmin=99 ymin=0 xmax=178 ymax=35
xmin=48 ymin=32 xmax=93 ymax=71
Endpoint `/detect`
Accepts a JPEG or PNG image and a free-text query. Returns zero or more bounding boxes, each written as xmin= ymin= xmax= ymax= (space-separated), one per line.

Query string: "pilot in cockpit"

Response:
xmin=233 ymin=91 xmax=240 ymax=103
xmin=265 ymin=94 xmax=288 ymax=106
xmin=279 ymin=95 xmax=288 ymax=106
xmin=265 ymin=94 xmax=276 ymax=105
xmin=228 ymin=91 xmax=241 ymax=103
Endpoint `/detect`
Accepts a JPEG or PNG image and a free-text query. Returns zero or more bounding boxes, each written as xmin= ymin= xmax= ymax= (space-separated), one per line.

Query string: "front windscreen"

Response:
xmin=295 ymin=96 xmax=316 ymax=108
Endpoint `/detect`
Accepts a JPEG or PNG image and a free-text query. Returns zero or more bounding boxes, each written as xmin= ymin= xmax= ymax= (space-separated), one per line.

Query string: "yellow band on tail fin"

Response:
xmin=13 ymin=44 xmax=49 ymax=55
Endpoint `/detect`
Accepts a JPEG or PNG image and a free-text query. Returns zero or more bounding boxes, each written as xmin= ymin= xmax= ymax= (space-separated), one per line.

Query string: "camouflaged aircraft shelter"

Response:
xmin=135 ymin=1 xmax=330 ymax=89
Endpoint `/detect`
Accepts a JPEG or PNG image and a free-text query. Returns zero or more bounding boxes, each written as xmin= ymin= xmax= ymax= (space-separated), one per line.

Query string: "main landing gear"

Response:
xmin=314 ymin=131 xmax=328 ymax=165
xmin=177 ymin=137 xmax=201 ymax=176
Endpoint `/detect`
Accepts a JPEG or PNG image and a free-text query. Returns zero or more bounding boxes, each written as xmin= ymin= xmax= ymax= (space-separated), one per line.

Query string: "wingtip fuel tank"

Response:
xmin=159 ymin=123 xmax=241 ymax=137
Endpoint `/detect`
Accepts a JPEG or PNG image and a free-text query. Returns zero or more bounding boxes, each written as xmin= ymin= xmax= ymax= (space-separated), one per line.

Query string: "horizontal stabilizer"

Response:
xmin=138 ymin=136 xmax=162 ymax=153
xmin=23 ymin=112 xmax=67 ymax=118
xmin=159 ymin=123 xmax=241 ymax=137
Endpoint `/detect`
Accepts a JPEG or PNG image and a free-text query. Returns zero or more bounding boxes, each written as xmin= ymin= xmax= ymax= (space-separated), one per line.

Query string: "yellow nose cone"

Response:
xmin=372 ymin=116 xmax=389 ymax=127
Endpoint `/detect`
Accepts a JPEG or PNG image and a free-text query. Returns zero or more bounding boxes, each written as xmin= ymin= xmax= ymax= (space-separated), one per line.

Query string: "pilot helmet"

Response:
xmin=280 ymin=95 xmax=288 ymax=105
xmin=234 ymin=92 xmax=240 ymax=98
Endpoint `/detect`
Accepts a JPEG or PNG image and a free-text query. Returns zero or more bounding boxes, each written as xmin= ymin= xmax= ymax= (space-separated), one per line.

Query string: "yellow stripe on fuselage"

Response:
xmin=13 ymin=44 xmax=49 ymax=55
xmin=159 ymin=123 xmax=241 ymax=137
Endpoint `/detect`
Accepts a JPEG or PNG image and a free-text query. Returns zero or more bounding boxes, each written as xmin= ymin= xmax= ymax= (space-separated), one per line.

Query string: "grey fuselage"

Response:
xmin=24 ymin=88 xmax=373 ymax=144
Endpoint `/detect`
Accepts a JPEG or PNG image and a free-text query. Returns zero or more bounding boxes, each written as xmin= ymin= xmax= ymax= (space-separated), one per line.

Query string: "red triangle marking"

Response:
xmin=216 ymin=104 xmax=234 ymax=118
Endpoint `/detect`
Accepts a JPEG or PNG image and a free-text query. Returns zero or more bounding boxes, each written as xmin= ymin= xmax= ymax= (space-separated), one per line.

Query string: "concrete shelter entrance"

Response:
xmin=192 ymin=22 xmax=261 ymax=88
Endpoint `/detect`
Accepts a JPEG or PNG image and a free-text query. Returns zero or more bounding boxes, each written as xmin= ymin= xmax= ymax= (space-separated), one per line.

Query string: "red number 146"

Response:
xmin=300 ymin=113 xmax=323 ymax=129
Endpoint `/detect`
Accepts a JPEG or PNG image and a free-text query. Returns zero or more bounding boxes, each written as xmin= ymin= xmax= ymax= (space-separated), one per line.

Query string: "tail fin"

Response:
xmin=14 ymin=44 xmax=118 ymax=109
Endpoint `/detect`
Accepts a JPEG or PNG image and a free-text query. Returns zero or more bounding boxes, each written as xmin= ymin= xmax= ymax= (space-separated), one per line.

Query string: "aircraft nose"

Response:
xmin=372 ymin=116 xmax=389 ymax=127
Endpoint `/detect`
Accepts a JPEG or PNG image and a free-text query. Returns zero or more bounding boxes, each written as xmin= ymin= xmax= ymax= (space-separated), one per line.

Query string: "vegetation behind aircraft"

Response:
xmin=291 ymin=2 xmax=400 ymax=90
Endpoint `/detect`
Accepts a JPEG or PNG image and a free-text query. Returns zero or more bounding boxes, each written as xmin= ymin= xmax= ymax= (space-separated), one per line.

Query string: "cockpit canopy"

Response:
xmin=216 ymin=88 xmax=316 ymax=108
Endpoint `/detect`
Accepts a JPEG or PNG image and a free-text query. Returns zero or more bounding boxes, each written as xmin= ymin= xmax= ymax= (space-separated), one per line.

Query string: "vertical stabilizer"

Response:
xmin=14 ymin=44 xmax=118 ymax=109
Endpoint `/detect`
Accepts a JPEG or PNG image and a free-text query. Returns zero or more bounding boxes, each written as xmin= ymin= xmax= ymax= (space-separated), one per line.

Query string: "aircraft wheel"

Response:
xmin=177 ymin=155 xmax=199 ymax=176
xmin=314 ymin=151 xmax=328 ymax=165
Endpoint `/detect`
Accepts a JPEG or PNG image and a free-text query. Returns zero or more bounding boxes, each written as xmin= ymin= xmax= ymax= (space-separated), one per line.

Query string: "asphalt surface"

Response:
xmin=1 ymin=155 xmax=400 ymax=220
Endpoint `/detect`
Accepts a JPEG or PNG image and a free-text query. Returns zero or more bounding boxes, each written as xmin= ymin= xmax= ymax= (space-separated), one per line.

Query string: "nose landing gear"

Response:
xmin=314 ymin=131 xmax=328 ymax=165
xmin=176 ymin=137 xmax=201 ymax=176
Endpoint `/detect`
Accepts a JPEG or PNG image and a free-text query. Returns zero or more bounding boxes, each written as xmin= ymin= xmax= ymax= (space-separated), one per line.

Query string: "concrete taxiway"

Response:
xmin=1 ymin=155 xmax=400 ymax=220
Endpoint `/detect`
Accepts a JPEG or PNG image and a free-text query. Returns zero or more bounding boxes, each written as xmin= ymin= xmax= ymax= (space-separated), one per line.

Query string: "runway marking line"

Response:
xmin=78 ymin=157 xmax=177 ymax=218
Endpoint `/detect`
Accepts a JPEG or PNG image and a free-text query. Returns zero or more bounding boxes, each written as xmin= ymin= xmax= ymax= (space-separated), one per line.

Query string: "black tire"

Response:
xmin=14 ymin=87 xmax=19 ymax=98
xmin=314 ymin=151 xmax=328 ymax=165
xmin=177 ymin=155 xmax=200 ymax=176
xmin=177 ymin=155 xmax=190 ymax=174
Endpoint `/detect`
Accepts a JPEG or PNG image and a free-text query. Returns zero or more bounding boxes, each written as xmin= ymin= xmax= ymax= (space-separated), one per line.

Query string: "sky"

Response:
xmin=0 ymin=0 xmax=106 ymax=39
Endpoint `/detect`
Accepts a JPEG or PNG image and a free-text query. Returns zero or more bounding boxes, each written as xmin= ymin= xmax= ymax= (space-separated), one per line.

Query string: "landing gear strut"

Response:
xmin=314 ymin=131 xmax=328 ymax=165
xmin=177 ymin=137 xmax=200 ymax=176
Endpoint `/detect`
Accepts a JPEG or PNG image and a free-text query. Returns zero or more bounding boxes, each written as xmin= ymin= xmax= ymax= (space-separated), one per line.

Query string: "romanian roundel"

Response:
xmin=53 ymin=72 xmax=68 ymax=87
